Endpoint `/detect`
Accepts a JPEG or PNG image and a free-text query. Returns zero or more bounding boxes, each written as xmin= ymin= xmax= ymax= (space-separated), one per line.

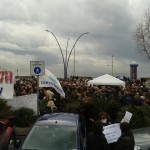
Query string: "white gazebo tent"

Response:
xmin=88 ymin=74 xmax=125 ymax=88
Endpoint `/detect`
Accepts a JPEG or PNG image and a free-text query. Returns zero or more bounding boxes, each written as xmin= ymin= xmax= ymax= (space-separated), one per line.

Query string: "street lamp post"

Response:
xmin=17 ymin=69 xmax=18 ymax=76
xmin=45 ymin=30 xmax=89 ymax=79
xmin=107 ymin=55 xmax=114 ymax=76
xmin=73 ymin=46 xmax=75 ymax=76
xmin=65 ymin=38 xmax=70 ymax=79
xmin=111 ymin=55 xmax=113 ymax=76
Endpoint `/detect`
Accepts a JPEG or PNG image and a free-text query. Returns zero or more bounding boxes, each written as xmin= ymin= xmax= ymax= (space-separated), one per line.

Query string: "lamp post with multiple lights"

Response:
xmin=45 ymin=30 xmax=89 ymax=79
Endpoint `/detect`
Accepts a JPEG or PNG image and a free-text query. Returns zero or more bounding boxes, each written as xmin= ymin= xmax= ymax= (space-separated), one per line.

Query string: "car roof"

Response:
xmin=133 ymin=127 xmax=150 ymax=145
xmin=133 ymin=127 xmax=150 ymax=134
xmin=36 ymin=113 xmax=79 ymax=127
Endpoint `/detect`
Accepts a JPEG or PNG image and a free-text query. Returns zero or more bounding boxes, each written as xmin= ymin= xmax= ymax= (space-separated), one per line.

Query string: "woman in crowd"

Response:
xmin=99 ymin=111 xmax=112 ymax=126
xmin=99 ymin=111 xmax=118 ymax=150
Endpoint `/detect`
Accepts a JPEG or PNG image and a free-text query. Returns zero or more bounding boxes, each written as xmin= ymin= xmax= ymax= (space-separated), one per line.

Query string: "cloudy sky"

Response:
xmin=0 ymin=0 xmax=149 ymax=78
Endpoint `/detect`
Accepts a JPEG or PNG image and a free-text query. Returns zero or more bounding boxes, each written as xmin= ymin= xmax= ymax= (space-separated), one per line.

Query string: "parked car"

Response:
xmin=133 ymin=127 xmax=150 ymax=150
xmin=18 ymin=113 xmax=86 ymax=150
xmin=0 ymin=119 xmax=15 ymax=150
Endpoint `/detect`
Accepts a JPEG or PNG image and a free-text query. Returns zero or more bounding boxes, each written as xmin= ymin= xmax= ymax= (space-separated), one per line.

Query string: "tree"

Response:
xmin=117 ymin=105 xmax=150 ymax=128
xmin=132 ymin=7 xmax=150 ymax=60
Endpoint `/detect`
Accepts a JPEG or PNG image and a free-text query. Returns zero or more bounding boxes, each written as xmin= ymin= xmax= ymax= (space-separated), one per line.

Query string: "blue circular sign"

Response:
xmin=34 ymin=67 xmax=41 ymax=74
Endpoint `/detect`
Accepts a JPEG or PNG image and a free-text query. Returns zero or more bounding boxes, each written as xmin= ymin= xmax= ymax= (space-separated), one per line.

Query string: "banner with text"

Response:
xmin=103 ymin=123 xmax=121 ymax=144
xmin=39 ymin=69 xmax=65 ymax=97
xmin=0 ymin=69 xmax=14 ymax=99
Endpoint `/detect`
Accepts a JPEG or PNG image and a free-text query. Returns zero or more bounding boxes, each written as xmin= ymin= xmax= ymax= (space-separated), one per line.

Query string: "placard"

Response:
xmin=103 ymin=123 xmax=121 ymax=143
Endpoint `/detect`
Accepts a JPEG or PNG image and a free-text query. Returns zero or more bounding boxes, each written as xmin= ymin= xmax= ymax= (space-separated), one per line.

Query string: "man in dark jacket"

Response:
xmin=87 ymin=121 xmax=110 ymax=150
xmin=115 ymin=122 xmax=135 ymax=150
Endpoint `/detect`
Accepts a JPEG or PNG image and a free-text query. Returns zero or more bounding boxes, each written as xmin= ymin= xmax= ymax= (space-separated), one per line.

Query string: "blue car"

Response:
xmin=19 ymin=113 xmax=86 ymax=150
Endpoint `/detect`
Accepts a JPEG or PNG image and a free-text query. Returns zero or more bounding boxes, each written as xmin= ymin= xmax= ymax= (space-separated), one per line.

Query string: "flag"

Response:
xmin=39 ymin=69 xmax=65 ymax=97
xmin=0 ymin=68 xmax=14 ymax=99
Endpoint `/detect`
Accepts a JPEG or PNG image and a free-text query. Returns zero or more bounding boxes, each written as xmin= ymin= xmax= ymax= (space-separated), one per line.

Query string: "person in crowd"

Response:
xmin=79 ymin=96 xmax=98 ymax=135
xmin=99 ymin=111 xmax=112 ymax=126
xmin=115 ymin=122 xmax=135 ymax=150
xmin=99 ymin=111 xmax=118 ymax=150
xmin=39 ymin=88 xmax=45 ymax=100
xmin=133 ymin=95 xmax=147 ymax=106
xmin=121 ymin=92 xmax=133 ymax=106
xmin=86 ymin=120 xmax=110 ymax=150
xmin=44 ymin=88 xmax=54 ymax=101
xmin=43 ymin=88 xmax=57 ymax=113
xmin=145 ymin=91 xmax=150 ymax=105
xmin=46 ymin=99 xmax=57 ymax=113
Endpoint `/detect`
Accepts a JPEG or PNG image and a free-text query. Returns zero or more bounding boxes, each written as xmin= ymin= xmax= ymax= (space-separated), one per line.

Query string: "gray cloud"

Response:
xmin=0 ymin=0 xmax=149 ymax=78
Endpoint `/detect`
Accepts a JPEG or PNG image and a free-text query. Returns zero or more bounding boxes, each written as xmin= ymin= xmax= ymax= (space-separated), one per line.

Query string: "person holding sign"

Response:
xmin=115 ymin=122 xmax=135 ymax=150
xmin=86 ymin=121 xmax=110 ymax=150
xmin=99 ymin=112 xmax=120 ymax=150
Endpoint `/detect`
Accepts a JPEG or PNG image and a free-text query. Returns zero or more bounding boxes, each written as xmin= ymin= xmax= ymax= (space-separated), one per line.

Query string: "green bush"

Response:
xmin=14 ymin=107 xmax=36 ymax=127
xmin=63 ymin=101 xmax=79 ymax=113
xmin=0 ymin=99 xmax=13 ymax=119
xmin=92 ymin=96 xmax=119 ymax=114
xmin=117 ymin=105 xmax=150 ymax=128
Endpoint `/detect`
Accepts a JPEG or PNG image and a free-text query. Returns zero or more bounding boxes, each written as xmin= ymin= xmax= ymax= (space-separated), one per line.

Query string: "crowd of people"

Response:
xmin=13 ymin=75 xmax=150 ymax=150
xmin=14 ymin=77 xmax=37 ymax=96
xmin=13 ymin=75 xmax=150 ymax=123
xmin=14 ymin=76 xmax=150 ymax=107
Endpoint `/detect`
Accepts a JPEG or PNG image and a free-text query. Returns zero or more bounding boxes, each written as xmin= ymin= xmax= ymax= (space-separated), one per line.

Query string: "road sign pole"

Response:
xmin=30 ymin=61 xmax=45 ymax=76
xmin=37 ymin=75 xmax=39 ymax=116
xmin=30 ymin=61 xmax=45 ymax=116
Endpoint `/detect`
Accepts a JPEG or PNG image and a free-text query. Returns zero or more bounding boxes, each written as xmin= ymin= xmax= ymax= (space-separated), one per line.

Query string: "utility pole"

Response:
xmin=17 ymin=69 xmax=18 ymax=76
xmin=107 ymin=55 xmax=114 ymax=76
xmin=73 ymin=46 xmax=75 ymax=76
xmin=112 ymin=55 xmax=113 ymax=76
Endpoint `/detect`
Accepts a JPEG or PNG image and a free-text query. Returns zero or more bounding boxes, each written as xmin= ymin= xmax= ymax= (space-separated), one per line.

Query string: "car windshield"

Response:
xmin=21 ymin=124 xmax=77 ymax=150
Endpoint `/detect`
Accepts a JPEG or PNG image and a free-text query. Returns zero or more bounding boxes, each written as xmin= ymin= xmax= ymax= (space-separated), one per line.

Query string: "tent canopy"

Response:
xmin=88 ymin=74 xmax=125 ymax=87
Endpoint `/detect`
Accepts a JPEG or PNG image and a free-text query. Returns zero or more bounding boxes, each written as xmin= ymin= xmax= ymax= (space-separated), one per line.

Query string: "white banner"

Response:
xmin=0 ymin=69 xmax=14 ymax=99
xmin=39 ymin=69 xmax=65 ymax=97
xmin=7 ymin=94 xmax=38 ymax=115
xmin=103 ymin=123 xmax=121 ymax=144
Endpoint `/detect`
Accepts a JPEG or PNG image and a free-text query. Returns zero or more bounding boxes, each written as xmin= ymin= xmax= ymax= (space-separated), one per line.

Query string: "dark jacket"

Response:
xmin=115 ymin=131 xmax=135 ymax=150
xmin=87 ymin=132 xmax=110 ymax=150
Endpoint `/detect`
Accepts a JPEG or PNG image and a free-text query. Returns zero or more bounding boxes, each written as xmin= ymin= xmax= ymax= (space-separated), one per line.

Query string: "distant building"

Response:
xmin=130 ymin=64 xmax=138 ymax=81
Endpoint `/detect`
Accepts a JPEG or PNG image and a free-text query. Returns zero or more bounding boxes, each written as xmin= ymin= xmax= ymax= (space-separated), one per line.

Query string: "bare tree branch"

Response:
xmin=132 ymin=7 xmax=150 ymax=60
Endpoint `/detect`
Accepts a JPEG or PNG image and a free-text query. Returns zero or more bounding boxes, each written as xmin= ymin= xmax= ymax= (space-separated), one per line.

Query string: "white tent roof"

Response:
xmin=88 ymin=74 xmax=125 ymax=87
